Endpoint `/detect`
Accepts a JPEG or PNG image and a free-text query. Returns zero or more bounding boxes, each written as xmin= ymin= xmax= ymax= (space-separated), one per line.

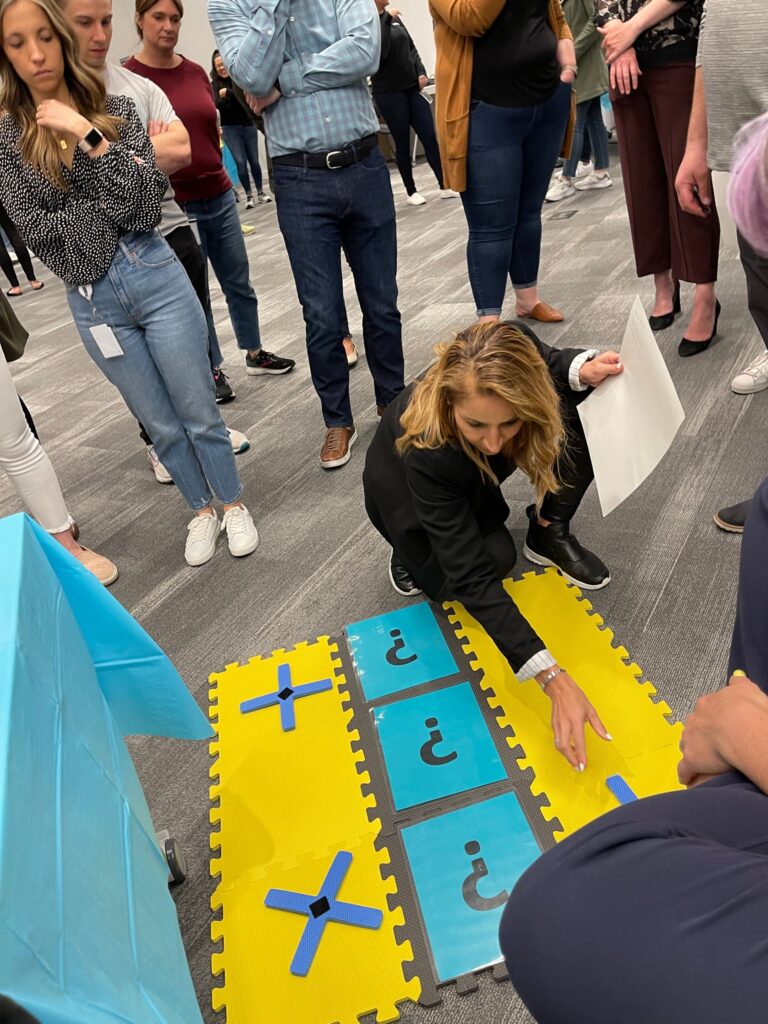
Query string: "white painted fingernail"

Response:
xmin=578 ymin=763 xmax=585 ymax=772
xmin=605 ymin=733 xmax=614 ymax=741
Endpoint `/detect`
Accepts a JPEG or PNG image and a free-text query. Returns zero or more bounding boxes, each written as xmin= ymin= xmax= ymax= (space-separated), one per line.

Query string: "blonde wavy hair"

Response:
xmin=0 ymin=0 xmax=121 ymax=189
xmin=397 ymin=321 xmax=565 ymax=505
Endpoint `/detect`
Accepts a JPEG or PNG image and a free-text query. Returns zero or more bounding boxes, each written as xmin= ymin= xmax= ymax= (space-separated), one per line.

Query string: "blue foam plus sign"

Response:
xmin=240 ymin=662 xmax=332 ymax=731
xmin=265 ymin=851 xmax=383 ymax=976
xmin=606 ymin=774 xmax=638 ymax=805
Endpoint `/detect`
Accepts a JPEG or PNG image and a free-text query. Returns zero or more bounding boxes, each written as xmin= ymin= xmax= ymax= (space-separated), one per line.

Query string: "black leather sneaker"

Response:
xmin=713 ymin=499 xmax=750 ymax=534
xmin=388 ymin=554 xmax=422 ymax=597
xmin=213 ymin=367 xmax=235 ymax=403
xmin=523 ymin=505 xmax=610 ymax=590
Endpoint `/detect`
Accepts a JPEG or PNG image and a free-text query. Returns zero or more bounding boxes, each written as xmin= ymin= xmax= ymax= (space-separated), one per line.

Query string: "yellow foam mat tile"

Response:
xmin=445 ymin=570 xmax=683 ymax=839
xmin=212 ymin=839 xmax=419 ymax=1024
xmin=209 ymin=638 xmax=419 ymax=1023
xmin=209 ymin=638 xmax=375 ymax=879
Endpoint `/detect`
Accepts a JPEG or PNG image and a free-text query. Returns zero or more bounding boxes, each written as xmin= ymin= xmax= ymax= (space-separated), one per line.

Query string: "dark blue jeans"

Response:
xmin=274 ymin=147 xmax=404 ymax=427
xmin=500 ymin=476 xmax=768 ymax=1024
xmin=462 ymin=82 xmax=572 ymax=316
xmin=563 ymin=96 xmax=610 ymax=178
xmin=222 ymin=124 xmax=264 ymax=196
xmin=182 ymin=188 xmax=261 ymax=355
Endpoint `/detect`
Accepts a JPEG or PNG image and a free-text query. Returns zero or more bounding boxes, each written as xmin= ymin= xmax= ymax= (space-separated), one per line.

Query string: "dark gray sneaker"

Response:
xmin=245 ymin=349 xmax=295 ymax=376
xmin=714 ymin=499 xmax=750 ymax=533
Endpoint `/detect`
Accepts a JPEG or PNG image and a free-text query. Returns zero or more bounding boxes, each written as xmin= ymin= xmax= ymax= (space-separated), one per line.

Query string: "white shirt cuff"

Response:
xmin=516 ymin=649 xmax=556 ymax=681
xmin=569 ymin=349 xmax=600 ymax=391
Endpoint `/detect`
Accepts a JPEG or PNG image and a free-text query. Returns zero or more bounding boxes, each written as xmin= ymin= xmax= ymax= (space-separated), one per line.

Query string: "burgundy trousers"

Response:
xmin=611 ymin=61 xmax=720 ymax=284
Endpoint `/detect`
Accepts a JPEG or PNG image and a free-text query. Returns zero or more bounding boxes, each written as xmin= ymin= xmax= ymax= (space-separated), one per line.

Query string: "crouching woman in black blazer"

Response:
xmin=363 ymin=320 xmax=623 ymax=769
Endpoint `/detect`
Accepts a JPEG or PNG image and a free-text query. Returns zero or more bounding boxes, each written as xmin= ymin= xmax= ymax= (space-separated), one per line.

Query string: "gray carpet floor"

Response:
xmin=4 ymin=154 xmax=767 ymax=1023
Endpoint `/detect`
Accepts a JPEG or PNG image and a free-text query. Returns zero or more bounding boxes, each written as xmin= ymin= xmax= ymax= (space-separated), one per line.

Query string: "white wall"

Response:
xmin=109 ymin=0 xmax=437 ymax=76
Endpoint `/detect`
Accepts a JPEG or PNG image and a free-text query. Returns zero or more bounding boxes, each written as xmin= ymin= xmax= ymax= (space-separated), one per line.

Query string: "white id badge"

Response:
xmin=89 ymin=324 xmax=124 ymax=358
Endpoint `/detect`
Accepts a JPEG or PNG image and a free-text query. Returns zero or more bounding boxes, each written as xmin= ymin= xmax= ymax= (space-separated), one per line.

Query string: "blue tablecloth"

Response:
xmin=0 ymin=514 xmax=210 ymax=1022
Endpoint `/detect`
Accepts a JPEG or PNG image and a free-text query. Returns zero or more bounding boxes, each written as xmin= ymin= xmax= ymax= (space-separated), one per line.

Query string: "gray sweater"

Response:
xmin=697 ymin=0 xmax=768 ymax=170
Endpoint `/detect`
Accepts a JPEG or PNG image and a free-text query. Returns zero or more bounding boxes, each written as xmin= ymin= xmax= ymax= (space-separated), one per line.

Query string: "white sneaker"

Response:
xmin=222 ymin=504 xmax=259 ymax=557
xmin=439 ymin=188 xmax=459 ymax=199
xmin=257 ymin=192 xmax=273 ymax=204
xmin=545 ymin=176 xmax=576 ymax=202
xmin=574 ymin=171 xmax=613 ymax=192
xmin=575 ymin=160 xmax=594 ymax=180
xmin=731 ymin=350 xmax=768 ymax=394
xmin=147 ymin=445 xmax=173 ymax=484
xmin=227 ymin=428 xmax=250 ymax=454
xmin=185 ymin=511 xmax=220 ymax=566
xmin=407 ymin=192 xmax=427 ymax=207
xmin=245 ymin=195 xmax=255 ymax=209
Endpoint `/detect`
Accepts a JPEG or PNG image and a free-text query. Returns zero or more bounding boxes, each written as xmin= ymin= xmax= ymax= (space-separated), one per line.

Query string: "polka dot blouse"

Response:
xmin=0 ymin=95 xmax=167 ymax=287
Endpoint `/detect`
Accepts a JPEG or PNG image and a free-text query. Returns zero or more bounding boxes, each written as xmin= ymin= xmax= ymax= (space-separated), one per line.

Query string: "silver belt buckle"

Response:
xmin=325 ymin=149 xmax=343 ymax=169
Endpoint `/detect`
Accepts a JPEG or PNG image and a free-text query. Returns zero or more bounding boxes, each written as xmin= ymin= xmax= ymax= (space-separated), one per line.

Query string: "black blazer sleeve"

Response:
xmin=404 ymin=444 xmax=547 ymax=673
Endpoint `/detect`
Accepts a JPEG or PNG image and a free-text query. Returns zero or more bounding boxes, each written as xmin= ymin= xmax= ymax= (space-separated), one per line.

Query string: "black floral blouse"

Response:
xmin=0 ymin=94 xmax=166 ymax=287
xmin=595 ymin=0 xmax=704 ymax=65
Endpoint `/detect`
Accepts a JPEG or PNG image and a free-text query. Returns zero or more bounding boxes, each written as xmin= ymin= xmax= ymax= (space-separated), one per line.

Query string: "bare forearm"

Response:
xmin=556 ymin=36 xmax=577 ymax=68
xmin=686 ymin=66 xmax=708 ymax=154
xmin=152 ymin=131 xmax=191 ymax=175
xmin=627 ymin=0 xmax=686 ymax=38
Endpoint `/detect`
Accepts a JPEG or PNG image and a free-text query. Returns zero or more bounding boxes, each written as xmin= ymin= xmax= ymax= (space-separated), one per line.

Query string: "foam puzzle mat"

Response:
xmin=209 ymin=569 xmax=684 ymax=1022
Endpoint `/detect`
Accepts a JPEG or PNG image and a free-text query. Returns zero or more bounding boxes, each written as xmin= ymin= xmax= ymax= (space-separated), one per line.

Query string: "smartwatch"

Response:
xmin=78 ymin=125 xmax=105 ymax=153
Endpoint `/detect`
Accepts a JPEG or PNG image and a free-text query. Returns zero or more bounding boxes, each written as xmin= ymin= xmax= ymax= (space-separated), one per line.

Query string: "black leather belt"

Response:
xmin=272 ymin=134 xmax=378 ymax=170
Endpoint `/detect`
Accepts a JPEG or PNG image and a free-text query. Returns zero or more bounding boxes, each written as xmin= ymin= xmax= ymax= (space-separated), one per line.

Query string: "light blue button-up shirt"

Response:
xmin=208 ymin=0 xmax=381 ymax=157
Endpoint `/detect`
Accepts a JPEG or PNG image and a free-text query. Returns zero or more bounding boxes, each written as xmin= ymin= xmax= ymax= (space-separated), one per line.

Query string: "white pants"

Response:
xmin=0 ymin=349 xmax=70 ymax=532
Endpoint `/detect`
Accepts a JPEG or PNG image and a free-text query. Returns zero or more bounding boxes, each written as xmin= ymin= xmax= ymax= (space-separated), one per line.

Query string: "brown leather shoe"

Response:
xmin=320 ymin=426 xmax=357 ymax=469
xmin=376 ymin=404 xmax=386 ymax=418
xmin=74 ymin=547 xmax=119 ymax=586
xmin=517 ymin=301 xmax=564 ymax=323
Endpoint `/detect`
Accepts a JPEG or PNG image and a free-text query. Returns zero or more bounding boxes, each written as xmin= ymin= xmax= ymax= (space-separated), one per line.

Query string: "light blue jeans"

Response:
xmin=67 ymin=231 xmax=243 ymax=510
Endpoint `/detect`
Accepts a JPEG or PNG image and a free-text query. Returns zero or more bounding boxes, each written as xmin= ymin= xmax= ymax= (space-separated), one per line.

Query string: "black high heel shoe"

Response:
xmin=648 ymin=282 xmax=681 ymax=331
xmin=678 ymin=299 xmax=721 ymax=358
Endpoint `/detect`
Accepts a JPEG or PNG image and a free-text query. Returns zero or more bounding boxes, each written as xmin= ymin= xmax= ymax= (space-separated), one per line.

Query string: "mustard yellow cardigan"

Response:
xmin=429 ymin=0 xmax=576 ymax=192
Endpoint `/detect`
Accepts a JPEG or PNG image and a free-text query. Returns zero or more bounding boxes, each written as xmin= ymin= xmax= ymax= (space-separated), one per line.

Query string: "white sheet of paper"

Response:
xmin=89 ymin=324 xmax=124 ymax=359
xmin=578 ymin=295 xmax=685 ymax=517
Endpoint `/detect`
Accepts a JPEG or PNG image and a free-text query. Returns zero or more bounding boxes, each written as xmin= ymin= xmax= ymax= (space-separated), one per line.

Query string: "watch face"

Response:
xmin=84 ymin=127 xmax=103 ymax=148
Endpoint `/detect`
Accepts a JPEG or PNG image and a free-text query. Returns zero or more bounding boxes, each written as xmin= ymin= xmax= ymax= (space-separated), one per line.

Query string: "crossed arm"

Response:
xmin=145 ymin=119 xmax=191 ymax=176
xmin=209 ymin=0 xmax=380 ymax=107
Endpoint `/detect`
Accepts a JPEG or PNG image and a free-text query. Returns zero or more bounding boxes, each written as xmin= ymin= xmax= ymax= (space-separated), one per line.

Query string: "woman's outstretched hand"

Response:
xmin=536 ymin=669 xmax=612 ymax=770
xmin=579 ymin=350 xmax=623 ymax=387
